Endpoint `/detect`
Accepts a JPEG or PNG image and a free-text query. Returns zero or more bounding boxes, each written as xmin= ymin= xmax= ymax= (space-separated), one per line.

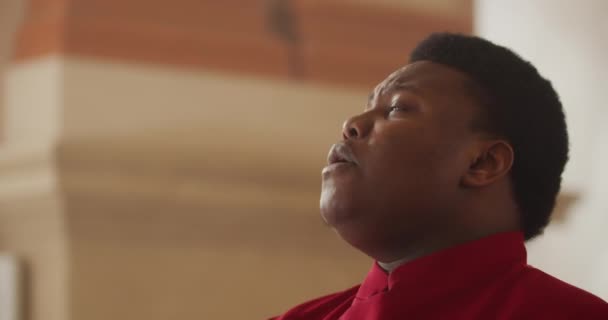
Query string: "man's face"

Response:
xmin=320 ymin=61 xmax=483 ymax=258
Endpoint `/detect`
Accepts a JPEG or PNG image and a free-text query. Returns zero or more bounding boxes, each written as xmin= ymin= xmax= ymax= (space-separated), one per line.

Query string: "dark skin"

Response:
xmin=320 ymin=61 xmax=521 ymax=264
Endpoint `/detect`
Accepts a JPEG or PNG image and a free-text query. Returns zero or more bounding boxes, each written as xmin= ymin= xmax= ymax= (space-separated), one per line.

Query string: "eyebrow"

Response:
xmin=368 ymin=81 xmax=421 ymax=103
xmin=386 ymin=81 xmax=421 ymax=94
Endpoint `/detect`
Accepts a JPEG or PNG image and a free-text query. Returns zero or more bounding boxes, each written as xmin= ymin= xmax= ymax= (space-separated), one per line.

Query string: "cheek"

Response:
xmin=364 ymin=127 xmax=459 ymax=192
xmin=367 ymin=127 xmax=434 ymax=170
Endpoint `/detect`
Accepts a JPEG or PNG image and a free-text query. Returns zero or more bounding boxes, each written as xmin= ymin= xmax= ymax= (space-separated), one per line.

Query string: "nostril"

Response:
xmin=348 ymin=127 xmax=359 ymax=138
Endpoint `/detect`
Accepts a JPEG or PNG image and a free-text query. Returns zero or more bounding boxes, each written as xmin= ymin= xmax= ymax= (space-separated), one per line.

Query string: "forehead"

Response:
xmin=372 ymin=61 xmax=473 ymax=98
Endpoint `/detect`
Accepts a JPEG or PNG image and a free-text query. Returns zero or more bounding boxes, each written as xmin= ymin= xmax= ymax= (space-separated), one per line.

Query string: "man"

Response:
xmin=271 ymin=33 xmax=608 ymax=319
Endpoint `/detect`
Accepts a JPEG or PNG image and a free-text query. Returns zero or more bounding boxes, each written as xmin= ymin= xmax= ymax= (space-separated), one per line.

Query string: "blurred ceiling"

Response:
xmin=338 ymin=0 xmax=472 ymax=17
xmin=12 ymin=0 xmax=472 ymax=88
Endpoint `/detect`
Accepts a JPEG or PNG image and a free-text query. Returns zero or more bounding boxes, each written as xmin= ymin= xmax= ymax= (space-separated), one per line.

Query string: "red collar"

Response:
xmin=355 ymin=232 xmax=527 ymax=302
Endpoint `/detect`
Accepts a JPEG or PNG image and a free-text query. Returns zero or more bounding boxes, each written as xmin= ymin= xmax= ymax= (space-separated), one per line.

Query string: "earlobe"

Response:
xmin=461 ymin=141 xmax=514 ymax=188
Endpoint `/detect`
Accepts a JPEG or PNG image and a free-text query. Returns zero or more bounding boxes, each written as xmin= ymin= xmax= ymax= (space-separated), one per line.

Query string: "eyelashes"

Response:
xmin=388 ymin=105 xmax=415 ymax=114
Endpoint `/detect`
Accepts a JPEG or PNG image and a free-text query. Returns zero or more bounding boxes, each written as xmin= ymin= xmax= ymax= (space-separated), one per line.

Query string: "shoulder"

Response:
xmin=511 ymin=265 xmax=608 ymax=319
xmin=269 ymin=285 xmax=359 ymax=320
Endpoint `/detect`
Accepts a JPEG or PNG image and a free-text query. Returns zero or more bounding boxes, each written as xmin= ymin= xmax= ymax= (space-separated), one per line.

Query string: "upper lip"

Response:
xmin=327 ymin=143 xmax=359 ymax=165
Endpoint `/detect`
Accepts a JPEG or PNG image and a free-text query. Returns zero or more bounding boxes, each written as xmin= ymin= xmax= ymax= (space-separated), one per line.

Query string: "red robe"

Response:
xmin=271 ymin=232 xmax=608 ymax=319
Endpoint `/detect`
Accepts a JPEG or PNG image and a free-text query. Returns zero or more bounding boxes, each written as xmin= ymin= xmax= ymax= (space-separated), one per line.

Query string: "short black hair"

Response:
xmin=409 ymin=32 xmax=569 ymax=240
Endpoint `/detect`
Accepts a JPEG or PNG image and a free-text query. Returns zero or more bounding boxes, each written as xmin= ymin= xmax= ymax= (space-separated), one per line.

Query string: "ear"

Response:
xmin=461 ymin=140 xmax=514 ymax=188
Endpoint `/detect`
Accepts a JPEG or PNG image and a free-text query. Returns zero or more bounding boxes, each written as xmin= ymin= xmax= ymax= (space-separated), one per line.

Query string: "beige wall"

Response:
xmin=0 ymin=0 xmax=24 ymax=140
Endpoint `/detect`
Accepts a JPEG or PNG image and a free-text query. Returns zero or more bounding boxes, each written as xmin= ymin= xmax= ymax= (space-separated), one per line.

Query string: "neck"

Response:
xmin=375 ymin=227 xmax=519 ymax=273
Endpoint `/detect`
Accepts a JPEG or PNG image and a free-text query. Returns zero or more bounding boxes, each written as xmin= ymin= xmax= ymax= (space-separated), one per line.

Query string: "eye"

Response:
xmin=388 ymin=105 xmax=411 ymax=113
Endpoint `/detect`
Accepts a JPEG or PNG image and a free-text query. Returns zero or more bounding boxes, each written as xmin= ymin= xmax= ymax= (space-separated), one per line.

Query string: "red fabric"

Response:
xmin=271 ymin=232 xmax=608 ymax=319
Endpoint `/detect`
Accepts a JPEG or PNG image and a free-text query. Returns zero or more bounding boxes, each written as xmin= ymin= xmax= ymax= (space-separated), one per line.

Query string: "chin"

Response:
xmin=319 ymin=187 xmax=359 ymax=228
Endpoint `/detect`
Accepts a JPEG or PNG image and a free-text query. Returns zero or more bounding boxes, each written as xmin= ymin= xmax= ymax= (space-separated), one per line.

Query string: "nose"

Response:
xmin=342 ymin=112 xmax=372 ymax=140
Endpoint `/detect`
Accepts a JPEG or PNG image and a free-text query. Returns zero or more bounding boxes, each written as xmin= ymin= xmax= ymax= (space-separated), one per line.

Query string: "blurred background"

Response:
xmin=0 ymin=0 xmax=606 ymax=319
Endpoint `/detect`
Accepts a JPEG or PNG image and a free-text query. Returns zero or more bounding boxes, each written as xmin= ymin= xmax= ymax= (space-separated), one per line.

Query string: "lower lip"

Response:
xmin=322 ymin=162 xmax=355 ymax=174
